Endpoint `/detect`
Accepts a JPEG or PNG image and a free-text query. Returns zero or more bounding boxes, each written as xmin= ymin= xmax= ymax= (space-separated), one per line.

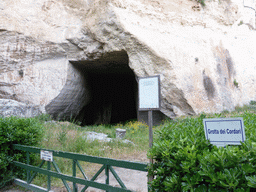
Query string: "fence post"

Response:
xmin=105 ymin=164 xmax=109 ymax=192
xmin=47 ymin=161 xmax=51 ymax=191
xmin=26 ymin=151 xmax=30 ymax=184
xmin=73 ymin=160 xmax=78 ymax=192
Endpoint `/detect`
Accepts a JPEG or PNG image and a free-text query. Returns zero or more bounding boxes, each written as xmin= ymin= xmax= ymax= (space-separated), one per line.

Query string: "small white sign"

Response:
xmin=40 ymin=150 xmax=53 ymax=162
xmin=203 ymin=118 xmax=246 ymax=147
xmin=138 ymin=76 xmax=160 ymax=110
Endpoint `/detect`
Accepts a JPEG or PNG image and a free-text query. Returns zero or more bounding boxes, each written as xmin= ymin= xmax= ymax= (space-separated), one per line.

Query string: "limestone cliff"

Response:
xmin=0 ymin=0 xmax=255 ymax=123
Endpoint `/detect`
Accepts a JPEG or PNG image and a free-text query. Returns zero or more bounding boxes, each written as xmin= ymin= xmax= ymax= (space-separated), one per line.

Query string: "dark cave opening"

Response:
xmin=70 ymin=51 xmax=138 ymax=125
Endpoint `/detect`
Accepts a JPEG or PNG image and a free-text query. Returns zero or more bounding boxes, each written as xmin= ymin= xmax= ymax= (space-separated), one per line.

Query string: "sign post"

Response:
xmin=138 ymin=75 xmax=160 ymax=183
xmin=203 ymin=118 xmax=246 ymax=147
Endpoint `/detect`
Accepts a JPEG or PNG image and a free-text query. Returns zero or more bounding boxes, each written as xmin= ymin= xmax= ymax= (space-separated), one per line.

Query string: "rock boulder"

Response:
xmin=0 ymin=99 xmax=43 ymax=118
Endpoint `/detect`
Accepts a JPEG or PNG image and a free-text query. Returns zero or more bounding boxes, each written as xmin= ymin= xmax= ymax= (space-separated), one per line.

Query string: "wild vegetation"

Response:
xmin=195 ymin=0 xmax=206 ymax=7
xmin=1 ymin=102 xmax=256 ymax=191
xmin=1 ymin=116 xmax=149 ymax=189
xmin=0 ymin=117 xmax=43 ymax=188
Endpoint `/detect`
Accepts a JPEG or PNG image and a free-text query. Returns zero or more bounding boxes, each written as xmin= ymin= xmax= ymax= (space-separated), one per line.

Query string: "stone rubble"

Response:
xmin=84 ymin=131 xmax=134 ymax=145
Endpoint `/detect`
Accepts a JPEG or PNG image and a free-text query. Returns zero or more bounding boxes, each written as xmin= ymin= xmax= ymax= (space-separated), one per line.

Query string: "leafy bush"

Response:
xmin=250 ymin=101 xmax=256 ymax=106
xmin=195 ymin=0 xmax=206 ymax=6
xmin=148 ymin=112 xmax=256 ymax=191
xmin=0 ymin=116 xmax=43 ymax=188
xmin=234 ymin=79 xmax=239 ymax=88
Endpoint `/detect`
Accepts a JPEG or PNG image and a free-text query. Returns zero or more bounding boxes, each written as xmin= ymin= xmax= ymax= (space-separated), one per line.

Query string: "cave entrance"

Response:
xmin=70 ymin=51 xmax=138 ymax=125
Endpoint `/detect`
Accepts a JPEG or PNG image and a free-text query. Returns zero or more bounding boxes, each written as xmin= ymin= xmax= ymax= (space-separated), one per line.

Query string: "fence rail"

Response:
xmin=12 ymin=144 xmax=148 ymax=192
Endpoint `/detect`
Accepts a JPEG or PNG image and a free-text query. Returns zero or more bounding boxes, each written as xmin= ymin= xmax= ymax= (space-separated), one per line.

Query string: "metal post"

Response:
xmin=148 ymin=110 xmax=154 ymax=183
xmin=73 ymin=160 xmax=78 ymax=192
xmin=47 ymin=161 xmax=51 ymax=191
xmin=26 ymin=151 xmax=30 ymax=184
xmin=105 ymin=164 xmax=109 ymax=192
xmin=148 ymin=110 xmax=153 ymax=148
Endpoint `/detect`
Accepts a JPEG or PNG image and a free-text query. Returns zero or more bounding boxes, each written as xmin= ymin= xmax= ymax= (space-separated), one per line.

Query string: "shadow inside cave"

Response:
xmin=70 ymin=51 xmax=138 ymax=125
xmin=46 ymin=50 xmax=166 ymax=126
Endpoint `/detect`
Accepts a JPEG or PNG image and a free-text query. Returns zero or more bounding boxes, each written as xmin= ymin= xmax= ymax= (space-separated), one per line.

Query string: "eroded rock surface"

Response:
xmin=0 ymin=99 xmax=43 ymax=117
xmin=0 ymin=0 xmax=255 ymax=122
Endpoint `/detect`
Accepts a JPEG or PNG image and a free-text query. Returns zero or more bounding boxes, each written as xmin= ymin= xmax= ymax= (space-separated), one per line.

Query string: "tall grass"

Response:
xmin=28 ymin=118 xmax=150 ymax=188
xmin=39 ymin=119 xmax=149 ymax=157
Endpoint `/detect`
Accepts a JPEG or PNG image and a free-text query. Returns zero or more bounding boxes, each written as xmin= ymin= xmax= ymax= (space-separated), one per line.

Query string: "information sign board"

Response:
xmin=138 ymin=75 xmax=160 ymax=110
xmin=40 ymin=150 xmax=53 ymax=162
xmin=138 ymin=75 xmax=161 ymax=183
xmin=203 ymin=118 xmax=246 ymax=147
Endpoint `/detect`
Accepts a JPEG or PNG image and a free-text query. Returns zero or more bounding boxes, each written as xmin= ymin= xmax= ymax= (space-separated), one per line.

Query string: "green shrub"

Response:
xmin=234 ymin=79 xmax=239 ymax=88
xmin=250 ymin=101 xmax=256 ymax=106
xmin=196 ymin=0 xmax=206 ymax=7
xmin=148 ymin=112 xmax=256 ymax=191
xmin=238 ymin=20 xmax=244 ymax=26
xmin=0 ymin=116 xmax=43 ymax=188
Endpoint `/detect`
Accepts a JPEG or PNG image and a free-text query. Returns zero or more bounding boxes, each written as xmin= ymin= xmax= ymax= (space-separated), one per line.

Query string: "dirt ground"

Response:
xmin=2 ymin=168 xmax=148 ymax=192
xmin=53 ymin=168 xmax=148 ymax=192
xmin=1 ymin=152 xmax=148 ymax=192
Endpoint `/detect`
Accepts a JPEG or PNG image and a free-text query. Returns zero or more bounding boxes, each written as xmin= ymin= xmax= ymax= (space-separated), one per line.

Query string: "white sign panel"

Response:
xmin=40 ymin=150 xmax=53 ymax=162
xmin=139 ymin=76 xmax=160 ymax=110
xmin=203 ymin=118 xmax=245 ymax=147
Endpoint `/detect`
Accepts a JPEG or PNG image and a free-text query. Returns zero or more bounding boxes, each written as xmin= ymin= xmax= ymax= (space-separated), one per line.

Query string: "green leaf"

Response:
xmin=246 ymin=175 xmax=256 ymax=188
xmin=241 ymin=164 xmax=255 ymax=174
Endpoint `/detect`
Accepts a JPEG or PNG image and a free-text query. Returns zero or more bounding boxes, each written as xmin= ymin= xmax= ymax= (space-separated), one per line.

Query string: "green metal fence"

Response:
xmin=12 ymin=144 xmax=148 ymax=192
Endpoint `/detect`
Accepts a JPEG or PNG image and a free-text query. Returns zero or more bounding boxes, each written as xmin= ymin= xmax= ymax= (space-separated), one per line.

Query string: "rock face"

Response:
xmin=0 ymin=99 xmax=42 ymax=118
xmin=0 ymin=0 xmax=255 ymax=124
